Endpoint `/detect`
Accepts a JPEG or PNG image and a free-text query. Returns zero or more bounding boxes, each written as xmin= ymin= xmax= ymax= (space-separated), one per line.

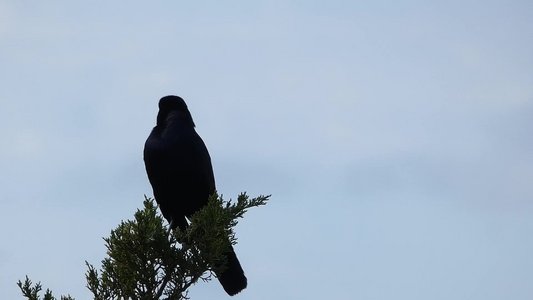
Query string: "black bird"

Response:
xmin=144 ymin=95 xmax=247 ymax=296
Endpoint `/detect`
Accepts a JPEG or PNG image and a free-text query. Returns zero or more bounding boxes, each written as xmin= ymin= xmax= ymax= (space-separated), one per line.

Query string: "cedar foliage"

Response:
xmin=18 ymin=193 xmax=269 ymax=300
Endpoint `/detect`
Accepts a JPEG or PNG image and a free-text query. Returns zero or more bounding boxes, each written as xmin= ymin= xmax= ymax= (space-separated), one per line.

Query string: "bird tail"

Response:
xmin=217 ymin=246 xmax=247 ymax=296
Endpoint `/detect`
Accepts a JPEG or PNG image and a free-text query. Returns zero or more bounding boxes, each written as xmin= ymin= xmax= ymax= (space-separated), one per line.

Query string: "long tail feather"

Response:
xmin=217 ymin=246 xmax=247 ymax=296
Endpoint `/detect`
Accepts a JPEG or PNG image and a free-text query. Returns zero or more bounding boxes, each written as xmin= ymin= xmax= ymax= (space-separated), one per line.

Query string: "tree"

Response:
xmin=18 ymin=193 xmax=269 ymax=300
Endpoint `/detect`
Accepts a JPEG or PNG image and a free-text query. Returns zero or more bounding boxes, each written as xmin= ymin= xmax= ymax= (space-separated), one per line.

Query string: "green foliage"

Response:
xmin=17 ymin=276 xmax=74 ymax=300
xmin=19 ymin=192 xmax=269 ymax=300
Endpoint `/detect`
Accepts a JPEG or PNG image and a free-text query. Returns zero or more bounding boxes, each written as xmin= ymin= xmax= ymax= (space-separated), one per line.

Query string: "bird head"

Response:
xmin=156 ymin=95 xmax=195 ymax=127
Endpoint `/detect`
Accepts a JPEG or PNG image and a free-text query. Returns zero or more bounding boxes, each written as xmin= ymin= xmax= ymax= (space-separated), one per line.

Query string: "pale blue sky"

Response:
xmin=1 ymin=1 xmax=532 ymax=299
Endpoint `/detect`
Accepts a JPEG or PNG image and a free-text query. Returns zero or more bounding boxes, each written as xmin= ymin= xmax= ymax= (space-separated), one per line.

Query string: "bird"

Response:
xmin=143 ymin=95 xmax=247 ymax=296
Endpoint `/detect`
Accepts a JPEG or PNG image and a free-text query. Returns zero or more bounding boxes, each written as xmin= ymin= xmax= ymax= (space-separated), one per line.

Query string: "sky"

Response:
xmin=1 ymin=1 xmax=532 ymax=299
